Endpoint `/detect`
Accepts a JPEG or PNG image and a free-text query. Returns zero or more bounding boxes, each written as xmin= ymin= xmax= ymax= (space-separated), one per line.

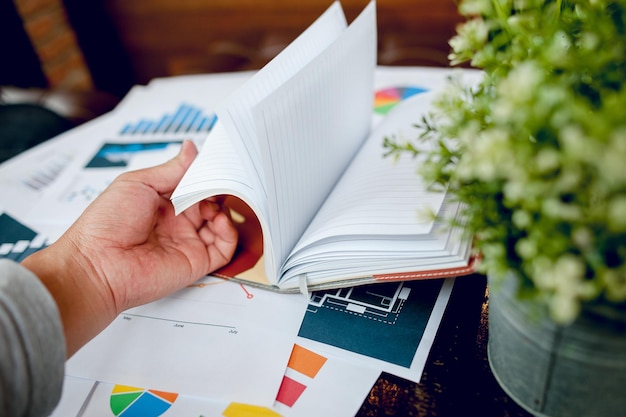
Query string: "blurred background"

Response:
xmin=0 ymin=0 xmax=462 ymax=159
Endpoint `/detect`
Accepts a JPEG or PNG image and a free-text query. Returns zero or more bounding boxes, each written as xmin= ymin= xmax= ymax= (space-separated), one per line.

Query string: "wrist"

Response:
xmin=21 ymin=239 xmax=117 ymax=357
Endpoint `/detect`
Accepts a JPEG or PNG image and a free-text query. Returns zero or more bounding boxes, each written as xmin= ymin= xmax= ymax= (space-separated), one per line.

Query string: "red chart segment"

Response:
xmin=275 ymin=344 xmax=327 ymax=407
xmin=276 ymin=376 xmax=307 ymax=407
xmin=374 ymin=86 xmax=427 ymax=115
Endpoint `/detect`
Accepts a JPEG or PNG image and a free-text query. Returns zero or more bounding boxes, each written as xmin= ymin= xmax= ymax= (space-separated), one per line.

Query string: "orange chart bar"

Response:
xmin=287 ymin=344 xmax=327 ymax=379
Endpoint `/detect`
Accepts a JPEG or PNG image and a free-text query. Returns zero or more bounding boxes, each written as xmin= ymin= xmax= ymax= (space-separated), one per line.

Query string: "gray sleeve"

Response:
xmin=0 ymin=259 xmax=66 ymax=417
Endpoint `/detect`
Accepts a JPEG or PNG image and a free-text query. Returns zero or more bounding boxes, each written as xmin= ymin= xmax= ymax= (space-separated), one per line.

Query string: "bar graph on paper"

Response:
xmin=119 ymin=103 xmax=217 ymax=136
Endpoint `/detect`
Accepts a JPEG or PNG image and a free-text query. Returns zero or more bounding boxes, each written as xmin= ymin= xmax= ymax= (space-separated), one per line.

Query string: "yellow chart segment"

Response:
xmin=222 ymin=402 xmax=283 ymax=417
xmin=112 ymin=385 xmax=143 ymax=394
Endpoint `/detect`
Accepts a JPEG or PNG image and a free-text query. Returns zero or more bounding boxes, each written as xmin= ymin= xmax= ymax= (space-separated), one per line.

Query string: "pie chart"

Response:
xmin=110 ymin=385 xmax=178 ymax=416
xmin=374 ymin=86 xmax=427 ymax=115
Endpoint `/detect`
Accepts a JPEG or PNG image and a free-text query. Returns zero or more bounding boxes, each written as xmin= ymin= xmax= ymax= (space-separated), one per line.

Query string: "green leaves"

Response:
xmin=385 ymin=0 xmax=626 ymax=324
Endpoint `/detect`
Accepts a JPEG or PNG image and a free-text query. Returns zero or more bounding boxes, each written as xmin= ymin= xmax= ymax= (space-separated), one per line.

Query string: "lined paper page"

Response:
xmin=217 ymin=1 xmax=348 ymax=199
xmin=252 ymin=1 xmax=377 ymax=272
xmin=292 ymin=92 xmax=446 ymax=253
xmin=171 ymin=120 xmax=261 ymax=215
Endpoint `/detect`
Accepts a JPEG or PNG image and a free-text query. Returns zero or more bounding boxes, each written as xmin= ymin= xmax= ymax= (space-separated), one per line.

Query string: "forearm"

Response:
xmin=21 ymin=238 xmax=117 ymax=358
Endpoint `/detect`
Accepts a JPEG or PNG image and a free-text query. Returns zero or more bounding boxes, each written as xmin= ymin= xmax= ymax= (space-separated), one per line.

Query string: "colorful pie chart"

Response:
xmin=110 ymin=385 xmax=178 ymax=417
xmin=374 ymin=86 xmax=427 ymax=115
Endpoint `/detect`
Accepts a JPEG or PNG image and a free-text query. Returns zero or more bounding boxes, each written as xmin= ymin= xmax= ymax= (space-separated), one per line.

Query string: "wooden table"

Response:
xmin=356 ymin=275 xmax=534 ymax=416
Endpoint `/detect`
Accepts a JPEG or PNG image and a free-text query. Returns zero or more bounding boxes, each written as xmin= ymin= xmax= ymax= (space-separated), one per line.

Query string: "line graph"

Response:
xmin=121 ymin=313 xmax=237 ymax=330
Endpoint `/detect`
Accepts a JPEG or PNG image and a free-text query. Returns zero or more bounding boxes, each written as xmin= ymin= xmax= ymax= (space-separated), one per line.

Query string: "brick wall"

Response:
xmin=13 ymin=0 xmax=93 ymax=90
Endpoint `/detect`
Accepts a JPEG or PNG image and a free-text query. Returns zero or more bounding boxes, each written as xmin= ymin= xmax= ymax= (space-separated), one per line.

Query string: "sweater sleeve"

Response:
xmin=0 ymin=259 xmax=66 ymax=417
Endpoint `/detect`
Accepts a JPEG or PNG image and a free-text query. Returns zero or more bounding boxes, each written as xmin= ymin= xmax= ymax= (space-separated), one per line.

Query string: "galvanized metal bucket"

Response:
xmin=487 ymin=273 xmax=626 ymax=417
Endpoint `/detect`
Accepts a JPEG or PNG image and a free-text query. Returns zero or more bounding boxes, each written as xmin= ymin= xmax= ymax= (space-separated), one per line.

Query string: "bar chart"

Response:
xmin=119 ymin=103 xmax=217 ymax=136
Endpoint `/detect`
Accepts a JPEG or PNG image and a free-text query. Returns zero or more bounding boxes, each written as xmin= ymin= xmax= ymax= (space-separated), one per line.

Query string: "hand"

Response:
xmin=63 ymin=140 xmax=238 ymax=310
xmin=22 ymin=141 xmax=238 ymax=356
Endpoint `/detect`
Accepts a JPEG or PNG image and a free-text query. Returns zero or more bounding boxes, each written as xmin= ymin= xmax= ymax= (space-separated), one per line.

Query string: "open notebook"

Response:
xmin=171 ymin=1 xmax=476 ymax=292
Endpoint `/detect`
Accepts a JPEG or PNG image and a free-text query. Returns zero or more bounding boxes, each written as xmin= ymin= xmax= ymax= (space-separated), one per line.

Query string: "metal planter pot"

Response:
xmin=487 ymin=273 xmax=626 ymax=417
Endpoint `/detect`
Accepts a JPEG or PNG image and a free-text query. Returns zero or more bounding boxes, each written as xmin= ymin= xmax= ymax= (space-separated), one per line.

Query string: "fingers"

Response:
xmin=199 ymin=198 xmax=227 ymax=221
xmin=213 ymin=211 xmax=239 ymax=265
xmin=198 ymin=210 xmax=238 ymax=269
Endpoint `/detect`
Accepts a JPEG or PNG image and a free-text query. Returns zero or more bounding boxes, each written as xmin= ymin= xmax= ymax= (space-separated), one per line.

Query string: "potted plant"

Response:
xmin=384 ymin=0 xmax=626 ymax=415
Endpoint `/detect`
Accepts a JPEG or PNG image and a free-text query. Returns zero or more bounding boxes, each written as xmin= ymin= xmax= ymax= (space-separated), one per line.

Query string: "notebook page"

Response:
xmin=292 ymin=92 xmax=446 ymax=254
xmin=282 ymin=199 xmax=470 ymax=285
xmin=171 ymin=120 xmax=263 ymax=217
xmin=252 ymin=1 xmax=377 ymax=273
xmin=216 ymin=1 xmax=347 ymax=200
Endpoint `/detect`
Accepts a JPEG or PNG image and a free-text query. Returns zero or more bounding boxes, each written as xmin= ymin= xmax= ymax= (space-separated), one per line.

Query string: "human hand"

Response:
xmin=22 ymin=140 xmax=238 ymax=356
xmin=63 ymin=139 xmax=238 ymax=310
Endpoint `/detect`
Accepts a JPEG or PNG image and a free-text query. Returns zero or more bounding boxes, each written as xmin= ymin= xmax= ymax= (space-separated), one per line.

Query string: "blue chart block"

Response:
xmin=178 ymin=107 xmax=201 ymax=133
xmin=134 ymin=120 xmax=151 ymax=134
xmin=154 ymin=115 xmax=169 ymax=133
xmin=156 ymin=114 xmax=175 ymax=134
xmin=197 ymin=114 xmax=217 ymax=132
xmin=0 ymin=213 xmax=48 ymax=262
xmin=299 ymin=280 xmax=442 ymax=367
xmin=169 ymin=104 xmax=191 ymax=132
xmin=118 ymin=392 xmax=172 ymax=417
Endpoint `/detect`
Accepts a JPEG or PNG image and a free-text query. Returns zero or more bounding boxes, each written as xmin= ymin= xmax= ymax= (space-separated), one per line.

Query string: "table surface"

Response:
xmin=355 ymin=275 xmax=534 ymax=417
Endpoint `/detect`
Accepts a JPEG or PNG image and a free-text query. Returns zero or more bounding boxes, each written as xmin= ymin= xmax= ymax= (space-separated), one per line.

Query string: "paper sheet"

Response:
xmin=0 ymin=64 xmax=483 ymax=417
xmin=297 ymin=278 xmax=455 ymax=382
xmin=252 ymin=1 xmax=377 ymax=277
xmin=66 ymin=276 xmax=308 ymax=405
xmin=54 ymin=348 xmax=380 ymax=417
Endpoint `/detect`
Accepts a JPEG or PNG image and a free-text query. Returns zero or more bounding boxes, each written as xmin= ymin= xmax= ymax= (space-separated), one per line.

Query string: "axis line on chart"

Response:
xmin=122 ymin=313 xmax=236 ymax=329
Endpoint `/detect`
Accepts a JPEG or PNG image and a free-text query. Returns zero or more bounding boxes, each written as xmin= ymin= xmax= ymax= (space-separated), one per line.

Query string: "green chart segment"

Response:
xmin=110 ymin=385 xmax=178 ymax=417
xmin=374 ymin=86 xmax=427 ymax=115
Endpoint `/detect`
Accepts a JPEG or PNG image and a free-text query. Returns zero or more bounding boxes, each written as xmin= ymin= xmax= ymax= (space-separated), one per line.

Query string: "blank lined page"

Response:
xmin=216 ymin=2 xmax=348 ymax=199
xmin=252 ymin=1 xmax=377 ymax=269
xmin=293 ymin=92 xmax=446 ymax=252
xmin=171 ymin=120 xmax=260 ymax=215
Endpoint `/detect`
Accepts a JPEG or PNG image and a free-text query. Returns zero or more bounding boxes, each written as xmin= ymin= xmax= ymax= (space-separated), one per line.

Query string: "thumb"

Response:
xmin=128 ymin=140 xmax=198 ymax=195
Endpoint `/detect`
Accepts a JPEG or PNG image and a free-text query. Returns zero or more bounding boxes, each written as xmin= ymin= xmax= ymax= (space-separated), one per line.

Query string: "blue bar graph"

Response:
xmin=120 ymin=103 xmax=217 ymax=136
